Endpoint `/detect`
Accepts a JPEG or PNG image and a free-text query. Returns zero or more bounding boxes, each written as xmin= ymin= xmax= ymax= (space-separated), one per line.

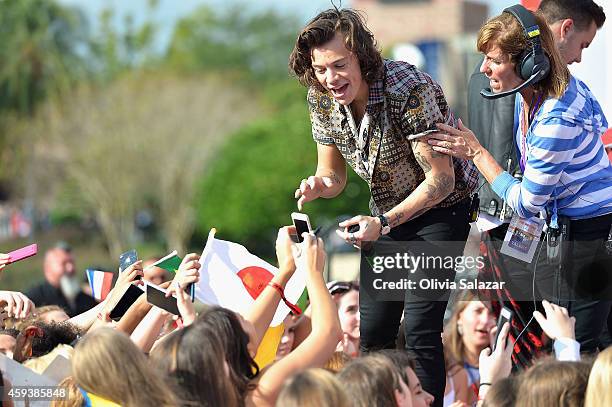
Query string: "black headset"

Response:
xmin=481 ymin=4 xmax=551 ymax=99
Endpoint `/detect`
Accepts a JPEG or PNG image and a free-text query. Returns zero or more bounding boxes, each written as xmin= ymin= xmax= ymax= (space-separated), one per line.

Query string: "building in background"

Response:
xmin=352 ymin=0 xmax=489 ymax=120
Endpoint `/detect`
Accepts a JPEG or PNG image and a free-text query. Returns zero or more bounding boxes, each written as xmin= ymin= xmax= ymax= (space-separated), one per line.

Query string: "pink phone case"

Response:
xmin=7 ymin=244 xmax=38 ymax=264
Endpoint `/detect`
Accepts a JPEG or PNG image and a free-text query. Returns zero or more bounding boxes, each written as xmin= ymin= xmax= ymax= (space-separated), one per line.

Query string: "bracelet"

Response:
xmin=267 ymin=282 xmax=302 ymax=315
xmin=478 ymin=382 xmax=492 ymax=388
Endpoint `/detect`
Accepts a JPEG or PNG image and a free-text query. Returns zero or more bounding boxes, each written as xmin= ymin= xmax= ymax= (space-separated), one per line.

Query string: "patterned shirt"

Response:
xmin=492 ymin=76 xmax=612 ymax=220
xmin=308 ymin=59 xmax=478 ymax=216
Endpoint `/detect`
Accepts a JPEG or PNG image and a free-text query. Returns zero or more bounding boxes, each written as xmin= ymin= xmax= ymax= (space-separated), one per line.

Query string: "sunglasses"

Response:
xmin=327 ymin=280 xmax=359 ymax=295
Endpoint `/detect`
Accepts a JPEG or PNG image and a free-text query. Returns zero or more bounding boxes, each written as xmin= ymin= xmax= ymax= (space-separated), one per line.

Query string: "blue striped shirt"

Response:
xmin=492 ymin=76 xmax=612 ymax=220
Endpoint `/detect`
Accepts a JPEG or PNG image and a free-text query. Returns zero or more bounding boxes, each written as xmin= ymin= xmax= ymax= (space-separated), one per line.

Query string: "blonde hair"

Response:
xmin=477 ymin=9 xmax=569 ymax=98
xmin=585 ymin=347 xmax=612 ymax=407
xmin=276 ymin=368 xmax=351 ymax=407
xmin=72 ymin=328 xmax=177 ymax=407
xmin=324 ymin=351 xmax=351 ymax=373
xmin=50 ymin=376 xmax=84 ymax=407
xmin=515 ymin=358 xmax=591 ymax=407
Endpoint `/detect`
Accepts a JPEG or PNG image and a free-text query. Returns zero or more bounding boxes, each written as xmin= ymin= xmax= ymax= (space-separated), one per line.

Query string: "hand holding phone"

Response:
xmin=6 ymin=244 xmax=38 ymax=265
xmin=291 ymin=212 xmax=313 ymax=243
xmin=146 ymin=282 xmax=180 ymax=316
xmin=119 ymin=249 xmax=140 ymax=280
xmin=492 ymin=307 xmax=513 ymax=351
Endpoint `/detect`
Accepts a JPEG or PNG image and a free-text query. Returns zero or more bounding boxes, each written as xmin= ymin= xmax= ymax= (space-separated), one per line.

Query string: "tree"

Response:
xmin=195 ymin=80 xmax=371 ymax=258
xmin=0 ymin=0 xmax=90 ymax=184
xmin=0 ymin=0 xmax=89 ymax=115
xmin=166 ymin=3 xmax=300 ymax=82
xmin=11 ymin=72 xmax=260 ymax=257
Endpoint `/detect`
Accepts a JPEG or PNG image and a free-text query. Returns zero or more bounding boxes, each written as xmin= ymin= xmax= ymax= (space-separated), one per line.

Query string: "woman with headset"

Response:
xmin=429 ymin=5 xmax=612 ymax=356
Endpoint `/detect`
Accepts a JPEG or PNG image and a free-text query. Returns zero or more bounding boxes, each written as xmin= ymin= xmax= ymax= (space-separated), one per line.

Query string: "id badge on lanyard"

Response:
xmin=501 ymin=212 xmax=545 ymax=263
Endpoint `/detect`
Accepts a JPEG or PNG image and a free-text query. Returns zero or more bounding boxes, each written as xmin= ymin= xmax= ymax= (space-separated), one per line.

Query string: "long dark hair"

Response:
xmin=289 ymin=8 xmax=383 ymax=93
xmin=150 ymin=323 xmax=240 ymax=407
xmin=199 ymin=307 xmax=260 ymax=399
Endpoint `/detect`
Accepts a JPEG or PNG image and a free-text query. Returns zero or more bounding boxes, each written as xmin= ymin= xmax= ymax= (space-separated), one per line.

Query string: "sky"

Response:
xmin=57 ymin=0 xmax=516 ymax=52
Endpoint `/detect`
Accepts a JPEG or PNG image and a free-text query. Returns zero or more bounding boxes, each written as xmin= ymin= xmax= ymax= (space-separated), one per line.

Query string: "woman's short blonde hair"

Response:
xmin=477 ymin=9 xmax=569 ymax=99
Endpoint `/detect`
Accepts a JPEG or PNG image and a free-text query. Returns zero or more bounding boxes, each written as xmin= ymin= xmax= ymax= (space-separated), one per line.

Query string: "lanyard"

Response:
xmin=519 ymin=93 xmax=543 ymax=172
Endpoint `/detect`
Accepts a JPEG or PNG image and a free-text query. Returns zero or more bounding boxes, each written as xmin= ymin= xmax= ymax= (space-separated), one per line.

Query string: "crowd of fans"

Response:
xmin=0 ymin=227 xmax=611 ymax=407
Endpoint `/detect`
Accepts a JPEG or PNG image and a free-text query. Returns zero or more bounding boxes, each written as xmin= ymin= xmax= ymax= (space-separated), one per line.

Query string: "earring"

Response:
xmin=457 ymin=323 xmax=463 ymax=336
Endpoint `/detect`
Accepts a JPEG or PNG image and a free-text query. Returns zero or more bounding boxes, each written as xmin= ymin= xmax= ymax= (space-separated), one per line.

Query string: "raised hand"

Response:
xmin=173 ymin=253 xmax=200 ymax=290
xmin=533 ymin=300 xmax=575 ymax=340
xmin=294 ymin=176 xmax=334 ymax=210
xmin=0 ymin=291 xmax=35 ymax=319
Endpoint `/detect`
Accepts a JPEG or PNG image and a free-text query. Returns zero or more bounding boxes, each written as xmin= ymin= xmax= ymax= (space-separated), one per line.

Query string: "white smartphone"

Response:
xmin=291 ymin=212 xmax=312 ymax=243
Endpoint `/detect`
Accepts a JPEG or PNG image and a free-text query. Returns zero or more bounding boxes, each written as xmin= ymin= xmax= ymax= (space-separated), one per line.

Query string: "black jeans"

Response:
xmin=360 ymin=199 xmax=471 ymax=407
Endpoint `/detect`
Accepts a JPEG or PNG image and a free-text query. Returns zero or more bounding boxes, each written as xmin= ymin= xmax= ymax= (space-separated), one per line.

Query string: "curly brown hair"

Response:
xmin=288 ymin=8 xmax=383 ymax=93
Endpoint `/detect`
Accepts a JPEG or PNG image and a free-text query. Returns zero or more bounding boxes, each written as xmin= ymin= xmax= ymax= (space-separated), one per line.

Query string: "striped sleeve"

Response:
xmin=492 ymin=114 xmax=580 ymax=218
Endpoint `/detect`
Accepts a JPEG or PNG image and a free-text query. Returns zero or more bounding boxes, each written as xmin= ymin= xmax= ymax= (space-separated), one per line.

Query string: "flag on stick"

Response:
xmin=195 ymin=229 xmax=306 ymax=327
xmin=85 ymin=269 xmax=114 ymax=301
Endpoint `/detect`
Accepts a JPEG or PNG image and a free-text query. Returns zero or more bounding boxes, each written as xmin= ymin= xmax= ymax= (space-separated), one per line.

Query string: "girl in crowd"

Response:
xmin=71 ymin=328 xmax=177 ymax=407
xmin=338 ymin=353 xmax=413 ymax=407
xmin=275 ymin=368 xmax=350 ymax=407
xmin=443 ymin=291 xmax=496 ymax=405
xmin=150 ymin=318 xmax=240 ymax=407
xmin=153 ymin=229 xmax=341 ymax=406
xmin=379 ymin=349 xmax=435 ymax=407
xmin=514 ymin=359 xmax=591 ymax=407
xmin=327 ymin=280 xmax=360 ymax=356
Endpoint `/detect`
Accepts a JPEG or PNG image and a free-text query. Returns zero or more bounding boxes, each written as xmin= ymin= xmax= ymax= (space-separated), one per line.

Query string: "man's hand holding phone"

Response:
xmin=294 ymin=176 xmax=334 ymax=211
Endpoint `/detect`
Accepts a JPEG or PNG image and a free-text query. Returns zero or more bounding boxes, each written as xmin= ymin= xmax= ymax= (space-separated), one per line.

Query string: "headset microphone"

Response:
xmin=479 ymin=4 xmax=550 ymax=100
xmin=480 ymin=69 xmax=546 ymax=99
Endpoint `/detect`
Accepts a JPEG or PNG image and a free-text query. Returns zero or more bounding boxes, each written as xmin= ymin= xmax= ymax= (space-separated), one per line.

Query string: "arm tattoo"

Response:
xmin=390 ymin=212 xmax=404 ymax=228
xmin=414 ymin=151 xmax=432 ymax=173
xmin=328 ymin=171 xmax=341 ymax=185
xmin=425 ymin=173 xmax=454 ymax=202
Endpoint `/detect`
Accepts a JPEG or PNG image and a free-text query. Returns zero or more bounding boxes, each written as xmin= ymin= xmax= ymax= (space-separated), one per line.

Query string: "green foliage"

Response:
xmin=195 ymin=80 xmax=370 ymax=257
xmin=0 ymin=0 xmax=89 ymax=115
xmin=166 ymin=4 xmax=299 ymax=82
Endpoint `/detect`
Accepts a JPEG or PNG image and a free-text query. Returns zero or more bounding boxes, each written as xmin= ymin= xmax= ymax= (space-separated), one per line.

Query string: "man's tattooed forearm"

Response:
xmin=425 ymin=173 xmax=454 ymax=202
xmin=390 ymin=212 xmax=404 ymax=228
xmin=414 ymin=151 xmax=432 ymax=173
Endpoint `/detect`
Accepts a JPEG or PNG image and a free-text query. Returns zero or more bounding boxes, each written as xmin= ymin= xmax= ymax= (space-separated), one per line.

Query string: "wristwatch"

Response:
xmin=377 ymin=215 xmax=391 ymax=236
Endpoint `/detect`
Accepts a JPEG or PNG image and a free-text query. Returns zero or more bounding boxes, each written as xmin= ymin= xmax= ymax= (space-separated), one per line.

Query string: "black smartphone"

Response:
xmin=109 ymin=284 xmax=144 ymax=321
xmin=146 ymin=283 xmax=180 ymax=316
xmin=493 ymin=306 xmax=514 ymax=351
xmin=119 ymin=249 xmax=140 ymax=280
